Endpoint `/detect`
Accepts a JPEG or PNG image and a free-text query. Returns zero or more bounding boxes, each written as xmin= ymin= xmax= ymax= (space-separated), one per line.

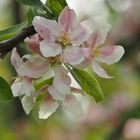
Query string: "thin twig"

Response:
xmin=0 ymin=25 xmax=36 ymax=58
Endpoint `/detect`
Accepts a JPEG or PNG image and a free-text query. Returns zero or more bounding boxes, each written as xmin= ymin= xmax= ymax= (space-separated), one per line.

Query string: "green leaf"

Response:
xmin=71 ymin=68 xmax=104 ymax=102
xmin=47 ymin=0 xmax=67 ymax=17
xmin=16 ymin=0 xmax=42 ymax=7
xmin=35 ymin=78 xmax=53 ymax=91
xmin=26 ymin=8 xmax=36 ymax=25
xmin=0 ymin=22 xmax=27 ymax=42
xmin=0 ymin=77 xmax=13 ymax=101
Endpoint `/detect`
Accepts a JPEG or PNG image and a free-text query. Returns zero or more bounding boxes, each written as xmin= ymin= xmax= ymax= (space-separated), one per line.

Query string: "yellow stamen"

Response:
xmin=93 ymin=48 xmax=101 ymax=57
xmin=56 ymin=32 xmax=71 ymax=47
xmin=46 ymin=55 xmax=62 ymax=65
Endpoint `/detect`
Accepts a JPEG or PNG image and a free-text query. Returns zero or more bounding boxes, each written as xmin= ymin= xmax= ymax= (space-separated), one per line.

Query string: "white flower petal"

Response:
xmin=58 ymin=6 xmax=76 ymax=32
xmin=49 ymin=65 xmax=71 ymax=100
xmin=82 ymin=17 xmax=111 ymax=46
xmin=63 ymin=47 xmax=86 ymax=65
xmin=36 ymin=64 xmax=54 ymax=82
xmin=11 ymin=48 xmax=24 ymax=76
xmin=62 ymin=94 xmax=82 ymax=117
xmin=97 ymin=45 xmax=125 ymax=64
xmin=53 ymin=65 xmax=71 ymax=85
xmin=39 ymin=100 xmax=58 ymax=119
xmin=71 ymin=24 xmax=89 ymax=46
xmin=22 ymin=77 xmax=35 ymax=96
xmin=21 ymin=95 xmax=35 ymax=115
xmin=40 ymin=41 xmax=62 ymax=57
xmin=11 ymin=77 xmax=35 ymax=97
xmin=19 ymin=56 xmax=48 ymax=78
xmin=11 ymin=81 xmax=23 ymax=97
xmin=48 ymin=85 xmax=65 ymax=100
xmin=11 ymin=48 xmax=48 ymax=78
xmin=91 ymin=61 xmax=113 ymax=79
xmin=33 ymin=16 xmax=60 ymax=41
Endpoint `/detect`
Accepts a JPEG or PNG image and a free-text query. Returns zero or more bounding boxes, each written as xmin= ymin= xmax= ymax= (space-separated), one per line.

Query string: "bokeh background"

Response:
xmin=0 ymin=0 xmax=140 ymax=140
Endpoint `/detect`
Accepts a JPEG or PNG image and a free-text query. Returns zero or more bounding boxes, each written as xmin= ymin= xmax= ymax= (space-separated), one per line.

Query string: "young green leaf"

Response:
xmin=16 ymin=0 xmax=42 ymax=7
xmin=0 ymin=77 xmax=13 ymax=101
xmin=0 ymin=22 xmax=27 ymax=42
xmin=26 ymin=8 xmax=37 ymax=25
xmin=47 ymin=0 xmax=67 ymax=17
xmin=71 ymin=68 xmax=104 ymax=102
xmin=35 ymin=78 xmax=53 ymax=91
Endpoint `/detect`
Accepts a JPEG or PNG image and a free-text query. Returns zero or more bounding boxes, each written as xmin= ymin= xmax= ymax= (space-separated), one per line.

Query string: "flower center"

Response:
xmin=56 ymin=32 xmax=71 ymax=47
xmin=46 ymin=55 xmax=62 ymax=65
xmin=93 ymin=49 xmax=101 ymax=57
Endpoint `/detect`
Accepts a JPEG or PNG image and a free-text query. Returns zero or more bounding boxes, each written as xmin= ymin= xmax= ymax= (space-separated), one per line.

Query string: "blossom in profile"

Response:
xmin=38 ymin=65 xmax=83 ymax=119
xmin=11 ymin=48 xmax=48 ymax=114
xmin=25 ymin=34 xmax=43 ymax=55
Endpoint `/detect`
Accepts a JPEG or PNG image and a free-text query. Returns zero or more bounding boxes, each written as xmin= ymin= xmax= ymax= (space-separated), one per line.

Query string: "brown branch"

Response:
xmin=0 ymin=25 xmax=36 ymax=58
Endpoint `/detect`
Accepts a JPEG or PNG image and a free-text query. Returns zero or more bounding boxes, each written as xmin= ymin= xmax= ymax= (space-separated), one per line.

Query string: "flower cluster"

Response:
xmin=11 ymin=6 xmax=124 ymax=119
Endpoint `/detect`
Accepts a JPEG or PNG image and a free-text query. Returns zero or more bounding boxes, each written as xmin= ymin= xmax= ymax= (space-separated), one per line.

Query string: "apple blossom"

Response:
xmin=33 ymin=6 xmax=89 ymax=66
xmin=25 ymin=34 xmax=43 ymax=55
xmin=39 ymin=92 xmax=82 ymax=119
xmin=82 ymin=32 xmax=125 ymax=78
xmin=8 ymin=0 xmax=126 ymax=119
xmin=11 ymin=48 xmax=83 ymax=118
xmin=11 ymin=48 xmax=48 ymax=114
xmin=39 ymin=97 xmax=59 ymax=119
xmin=38 ymin=65 xmax=83 ymax=119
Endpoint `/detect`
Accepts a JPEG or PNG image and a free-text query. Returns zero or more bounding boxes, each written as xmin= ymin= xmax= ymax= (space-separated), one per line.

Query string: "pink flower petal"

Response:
xmin=53 ymin=65 xmax=71 ymax=85
xmin=33 ymin=16 xmax=60 ymax=42
xmin=86 ymin=32 xmax=100 ymax=49
xmin=82 ymin=17 xmax=111 ymax=47
xmin=48 ymin=65 xmax=71 ymax=100
xmin=19 ymin=56 xmax=48 ymax=78
xmin=62 ymin=94 xmax=82 ymax=116
xmin=25 ymin=34 xmax=42 ymax=55
xmin=40 ymin=41 xmax=62 ymax=57
xmin=71 ymin=24 xmax=88 ymax=46
xmin=39 ymin=99 xmax=58 ymax=119
xmin=63 ymin=47 xmax=88 ymax=65
xmin=11 ymin=48 xmax=48 ymax=78
xmin=48 ymin=85 xmax=65 ymax=100
xmin=22 ymin=77 xmax=35 ymax=95
xmin=91 ymin=61 xmax=113 ymax=79
xmin=96 ymin=45 xmax=125 ymax=65
xmin=11 ymin=48 xmax=24 ymax=76
xmin=11 ymin=77 xmax=35 ymax=97
xmin=58 ymin=6 xmax=76 ymax=33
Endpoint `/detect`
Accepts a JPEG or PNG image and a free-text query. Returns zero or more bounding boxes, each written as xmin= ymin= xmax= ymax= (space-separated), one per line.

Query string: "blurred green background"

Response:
xmin=0 ymin=0 xmax=140 ymax=140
